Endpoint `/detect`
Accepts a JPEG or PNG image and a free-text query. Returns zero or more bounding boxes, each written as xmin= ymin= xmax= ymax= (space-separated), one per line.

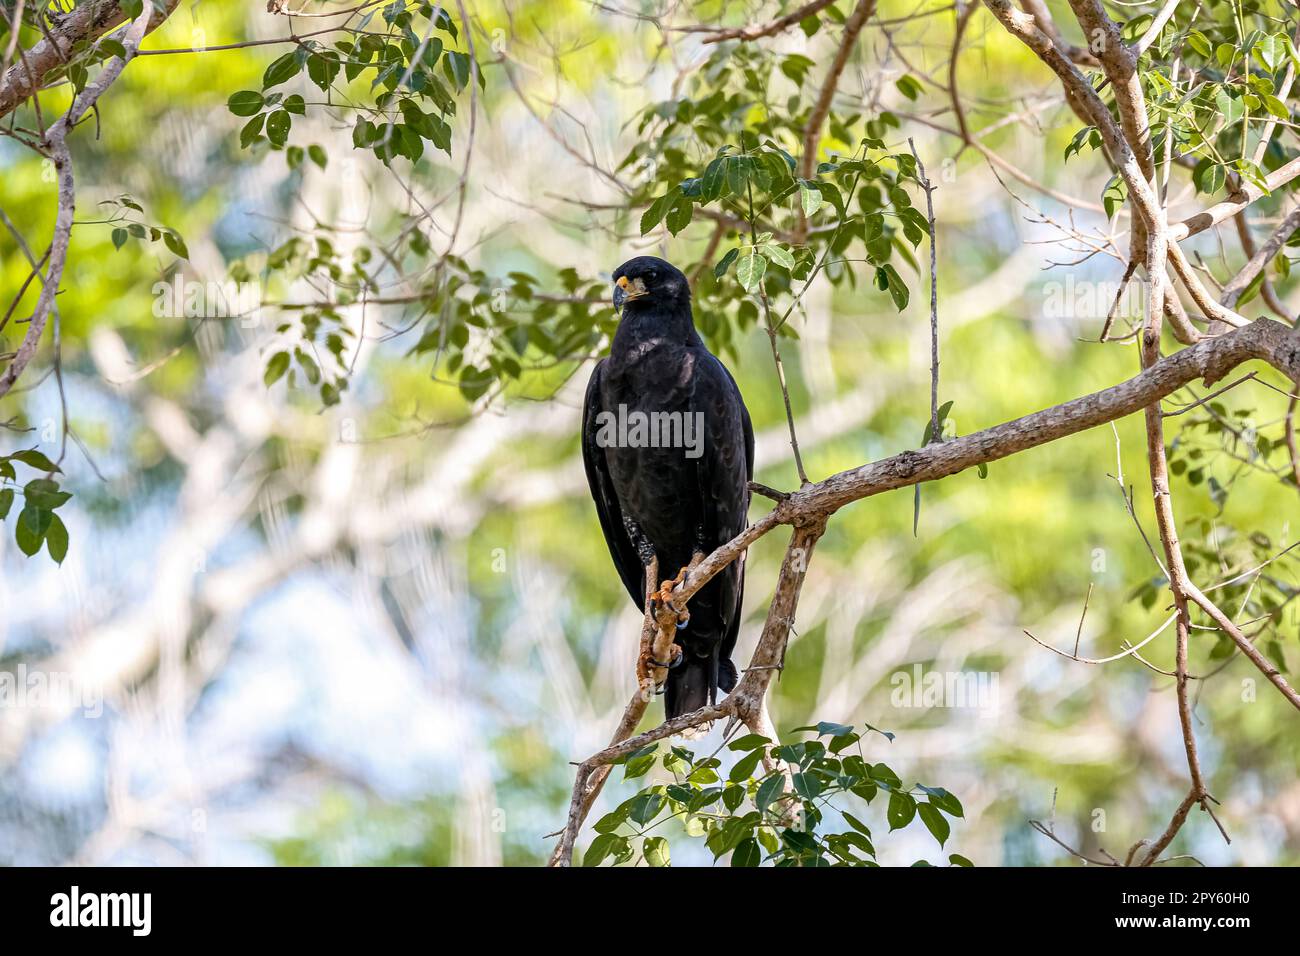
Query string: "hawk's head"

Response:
xmin=612 ymin=256 xmax=689 ymax=314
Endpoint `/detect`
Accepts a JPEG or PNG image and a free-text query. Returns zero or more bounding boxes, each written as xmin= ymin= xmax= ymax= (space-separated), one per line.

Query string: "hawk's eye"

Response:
xmin=648 ymin=270 xmax=657 ymax=280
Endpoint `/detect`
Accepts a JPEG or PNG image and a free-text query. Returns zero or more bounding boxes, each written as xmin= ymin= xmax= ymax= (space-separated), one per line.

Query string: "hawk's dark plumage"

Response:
xmin=582 ymin=256 xmax=754 ymax=719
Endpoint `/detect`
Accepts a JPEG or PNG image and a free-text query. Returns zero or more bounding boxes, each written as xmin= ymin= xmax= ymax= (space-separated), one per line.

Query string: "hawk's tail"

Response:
xmin=664 ymin=645 xmax=737 ymax=720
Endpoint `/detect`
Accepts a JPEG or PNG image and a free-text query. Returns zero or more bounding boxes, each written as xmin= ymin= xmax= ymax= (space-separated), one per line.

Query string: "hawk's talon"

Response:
xmin=652 ymin=563 xmax=694 ymax=622
xmin=648 ymin=645 xmax=684 ymax=669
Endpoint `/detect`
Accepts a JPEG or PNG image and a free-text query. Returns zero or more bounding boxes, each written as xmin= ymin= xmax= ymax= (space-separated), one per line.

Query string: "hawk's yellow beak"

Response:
xmin=613 ymin=275 xmax=649 ymax=314
xmin=617 ymin=275 xmax=648 ymax=299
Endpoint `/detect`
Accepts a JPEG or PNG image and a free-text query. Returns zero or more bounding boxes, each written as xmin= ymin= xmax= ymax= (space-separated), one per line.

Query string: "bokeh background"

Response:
xmin=1 ymin=0 xmax=1297 ymax=866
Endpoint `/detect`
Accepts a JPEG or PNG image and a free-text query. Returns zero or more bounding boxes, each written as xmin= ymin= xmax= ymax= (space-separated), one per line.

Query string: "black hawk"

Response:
xmin=582 ymin=256 xmax=754 ymax=718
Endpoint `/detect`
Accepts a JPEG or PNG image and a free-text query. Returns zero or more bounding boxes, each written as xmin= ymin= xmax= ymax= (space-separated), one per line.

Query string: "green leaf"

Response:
xmin=887 ymin=790 xmax=916 ymax=830
xmin=15 ymin=506 xmax=49 ymax=556
xmin=798 ymin=179 xmax=823 ymax=217
xmin=295 ymin=349 xmax=321 ymax=385
xmin=763 ymin=243 xmax=796 ymax=270
xmin=264 ymin=351 xmax=291 ymax=386
xmin=736 ymin=249 xmax=767 ymax=293
xmin=1186 ymin=30 xmax=1211 ymax=59
xmin=837 ymin=830 xmax=875 ymax=859
xmin=1102 ymin=175 xmax=1128 ymax=218
xmin=813 ymin=721 xmax=852 ymax=737
xmin=1255 ymin=33 xmax=1284 ymax=73
xmin=876 ymin=264 xmax=909 ymax=310
xmin=949 ymin=853 xmax=974 ymax=867
xmin=729 ymin=749 xmax=763 ymax=783
xmin=353 ymin=117 xmax=377 ymax=148
xmin=722 ymin=783 xmax=745 ymax=811
xmin=780 ymin=53 xmax=815 ymax=85
xmin=263 ymin=50 xmax=303 ymax=88
xmin=708 ymin=814 xmax=758 ymax=858
xmin=687 ymin=764 xmax=719 ymax=785
xmin=665 ymin=195 xmax=694 ymax=235
xmin=444 ymin=50 xmax=472 ymax=90
xmin=593 ymin=805 xmax=629 ymax=833
xmin=628 ymin=791 xmax=664 ymax=826
xmin=829 ymin=731 xmax=860 ymax=753
xmin=922 ymin=786 xmax=965 ymax=818
xmin=0 ymin=488 xmax=13 ymax=519
xmin=1063 ymin=126 xmax=1094 ymax=162
xmin=755 ymin=774 xmax=785 ymax=814
xmin=99 ymin=38 xmax=127 ymax=60
xmin=639 ymin=189 xmax=677 ymax=235
xmin=730 ymin=838 xmax=761 ymax=867
xmin=266 ymin=109 xmax=292 ymax=148
xmin=918 ymin=803 xmax=950 ymax=847
xmin=842 ymin=812 xmax=872 ymax=839
xmin=726 ymin=155 xmax=749 ymax=196
xmin=23 ymin=479 xmax=71 ymax=510
xmin=308 ymin=144 xmax=328 ymax=169
xmin=240 ymin=114 xmax=265 ymax=148
xmin=701 ymin=157 xmax=727 ymax=200
xmin=871 ymin=763 xmax=903 ymax=789
xmin=623 ymin=751 xmax=656 ymax=779
xmin=1262 ymin=94 xmax=1289 ymax=119
xmin=421 ymin=36 xmax=445 ymax=68
xmin=1192 ymin=158 xmax=1224 ymax=195
xmin=813 ymin=179 xmax=844 ymax=215
xmin=10 ymin=449 xmax=60 ymax=473
xmin=582 ymin=833 xmax=623 ymax=867
xmin=727 ymin=733 xmax=770 ymax=752
xmin=791 ymin=771 xmax=821 ymax=799
xmin=228 ymin=90 xmax=265 ymax=116
xmin=307 ymin=52 xmax=340 ymax=91
xmin=45 ymin=512 xmax=68 ymax=564
xmin=163 ymin=231 xmax=189 ymax=259
xmin=712 ymin=248 xmax=739 ymax=280
xmin=643 ymin=836 xmax=670 ymax=867
xmin=895 ymin=74 xmax=923 ymax=100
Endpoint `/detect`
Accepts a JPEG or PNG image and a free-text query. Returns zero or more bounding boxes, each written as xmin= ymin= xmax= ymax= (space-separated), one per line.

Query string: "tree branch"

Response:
xmin=0 ymin=0 xmax=175 ymax=121
xmin=682 ymin=0 xmax=840 ymax=44
xmin=798 ymin=0 xmax=876 ymax=182
xmin=1221 ymin=204 xmax=1300 ymax=310
xmin=0 ymin=3 xmax=161 ymax=401
xmin=1169 ymin=156 xmax=1300 ymax=243
xmin=1016 ymin=0 xmax=1099 ymax=66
